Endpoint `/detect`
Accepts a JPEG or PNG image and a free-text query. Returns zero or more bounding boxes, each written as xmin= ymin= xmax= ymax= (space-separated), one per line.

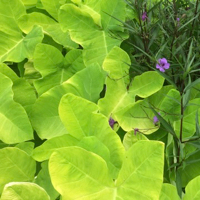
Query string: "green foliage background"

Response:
xmin=0 ymin=0 xmax=200 ymax=199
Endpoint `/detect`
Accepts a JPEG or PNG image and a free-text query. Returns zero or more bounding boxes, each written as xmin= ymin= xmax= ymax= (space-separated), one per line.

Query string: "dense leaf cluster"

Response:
xmin=0 ymin=0 xmax=200 ymax=199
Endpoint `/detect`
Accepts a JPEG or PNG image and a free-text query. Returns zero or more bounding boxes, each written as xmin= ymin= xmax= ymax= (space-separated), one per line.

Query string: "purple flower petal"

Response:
xmin=142 ymin=12 xmax=147 ymax=21
xmin=134 ymin=128 xmax=139 ymax=135
xmin=164 ymin=63 xmax=170 ymax=69
xmin=153 ymin=112 xmax=160 ymax=124
xmin=160 ymin=68 xmax=166 ymax=72
xmin=109 ymin=117 xmax=115 ymax=129
xmin=160 ymin=58 xmax=167 ymax=64
xmin=156 ymin=58 xmax=170 ymax=72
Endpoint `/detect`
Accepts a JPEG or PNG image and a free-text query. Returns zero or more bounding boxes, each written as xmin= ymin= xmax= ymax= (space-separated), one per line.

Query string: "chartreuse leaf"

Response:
xmin=116 ymin=141 xmax=164 ymax=200
xmin=33 ymin=134 xmax=79 ymax=161
xmin=71 ymin=0 xmax=102 ymax=26
xmin=21 ymin=0 xmax=37 ymax=7
xmin=159 ymin=89 xmax=181 ymax=122
xmin=1 ymin=182 xmax=50 ymax=200
xmin=49 ymin=146 xmax=114 ymax=200
xmin=115 ymin=100 xmax=158 ymax=134
xmin=98 ymin=47 xmax=164 ymax=134
xmin=33 ymin=135 xmax=118 ymax=178
xmin=59 ymin=4 xmax=125 ymax=66
xmin=148 ymin=85 xmax=175 ymax=108
xmin=33 ymin=44 xmax=85 ymax=95
xmin=123 ymin=130 xmax=148 ymax=150
xmin=100 ymin=0 xmax=126 ymax=31
xmin=18 ymin=12 xmax=77 ymax=48
xmin=0 ymin=73 xmax=33 ymax=144
xmin=184 ymin=175 xmax=200 ymax=200
xmin=15 ymin=142 xmax=34 ymax=156
xmin=40 ymin=0 xmax=72 ymax=20
xmin=0 ymin=0 xmax=24 ymax=62
xmin=98 ymin=47 xmax=164 ymax=123
xmin=0 ymin=24 xmax=43 ymax=62
xmin=49 ymin=141 xmax=164 ymax=199
xmin=0 ymin=147 xmax=36 ymax=194
xmin=128 ymin=71 xmax=165 ymax=98
xmin=147 ymin=87 xmax=181 ymax=123
xmin=98 ymin=46 xmax=131 ymax=117
xmin=34 ymin=161 xmax=59 ymax=200
xmin=59 ymin=93 xmax=124 ymax=173
xmin=30 ymin=64 xmax=105 ymax=139
xmin=78 ymin=136 xmax=120 ymax=179
xmin=0 ymin=0 xmax=43 ymax=62
xmin=0 ymin=63 xmax=37 ymax=113
xmin=64 ymin=49 xmax=86 ymax=78
xmin=159 ymin=183 xmax=180 ymax=200
xmin=174 ymin=98 xmax=200 ymax=139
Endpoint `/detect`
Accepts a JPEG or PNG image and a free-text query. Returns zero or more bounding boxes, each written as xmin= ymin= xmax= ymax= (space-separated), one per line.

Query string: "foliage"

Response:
xmin=0 ymin=0 xmax=200 ymax=199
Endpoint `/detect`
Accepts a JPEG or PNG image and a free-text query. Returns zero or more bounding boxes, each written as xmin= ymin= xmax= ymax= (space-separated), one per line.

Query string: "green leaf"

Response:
xmin=184 ymin=78 xmax=200 ymax=93
xmin=0 ymin=0 xmax=25 ymax=61
xmin=0 ymin=0 xmax=44 ymax=62
xmin=77 ymin=136 xmax=119 ymax=178
xmin=181 ymin=150 xmax=200 ymax=187
xmin=30 ymin=65 xmax=105 ymax=139
xmin=33 ymin=44 xmax=85 ymax=95
xmin=174 ymin=98 xmax=200 ymax=139
xmin=49 ymin=141 xmax=164 ymax=199
xmin=49 ymin=146 xmax=114 ymax=199
xmin=34 ymin=161 xmax=59 ymax=200
xmin=40 ymin=0 xmax=70 ymax=20
xmin=72 ymin=0 xmax=102 ymax=27
xmin=1 ymin=182 xmax=50 ymax=200
xmin=59 ymin=93 xmax=124 ymax=171
xmin=98 ymin=47 xmax=164 ymax=131
xmin=59 ymin=4 xmax=126 ymax=66
xmin=0 ymin=63 xmax=37 ymax=113
xmin=100 ymin=0 xmax=126 ymax=31
xmin=159 ymin=89 xmax=181 ymax=122
xmin=159 ymin=183 xmax=180 ymax=200
xmin=21 ymin=0 xmax=37 ymax=7
xmin=33 ymin=134 xmax=79 ymax=161
xmin=129 ymin=71 xmax=165 ymax=98
xmin=148 ymin=85 xmax=175 ymax=108
xmin=18 ymin=12 xmax=77 ymax=48
xmin=0 ymin=147 xmax=36 ymax=193
xmin=98 ymin=46 xmax=131 ymax=117
xmin=150 ymin=105 xmax=177 ymax=139
xmin=196 ymin=110 xmax=200 ymax=136
xmin=0 ymin=73 xmax=33 ymax=144
xmin=115 ymin=100 xmax=159 ymax=133
xmin=116 ymin=141 xmax=164 ymax=199
xmin=15 ymin=142 xmax=34 ymax=156
xmin=123 ymin=130 xmax=148 ymax=150
xmin=184 ymin=175 xmax=200 ymax=200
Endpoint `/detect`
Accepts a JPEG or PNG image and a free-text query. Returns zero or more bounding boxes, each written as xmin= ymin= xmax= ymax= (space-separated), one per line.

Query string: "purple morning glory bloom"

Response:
xmin=153 ymin=112 xmax=160 ymax=124
xmin=156 ymin=58 xmax=170 ymax=72
xmin=177 ymin=18 xmax=180 ymax=22
xmin=142 ymin=12 xmax=147 ymax=21
xmin=109 ymin=117 xmax=115 ymax=129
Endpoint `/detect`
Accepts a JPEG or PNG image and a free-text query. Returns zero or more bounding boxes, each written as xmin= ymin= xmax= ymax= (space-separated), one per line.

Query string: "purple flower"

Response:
xmin=156 ymin=58 xmax=170 ymax=72
xmin=109 ymin=117 xmax=115 ymax=129
xmin=141 ymin=12 xmax=147 ymax=21
xmin=153 ymin=112 xmax=160 ymax=125
xmin=176 ymin=18 xmax=180 ymax=26
xmin=134 ymin=128 xmax=139 ymax=135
